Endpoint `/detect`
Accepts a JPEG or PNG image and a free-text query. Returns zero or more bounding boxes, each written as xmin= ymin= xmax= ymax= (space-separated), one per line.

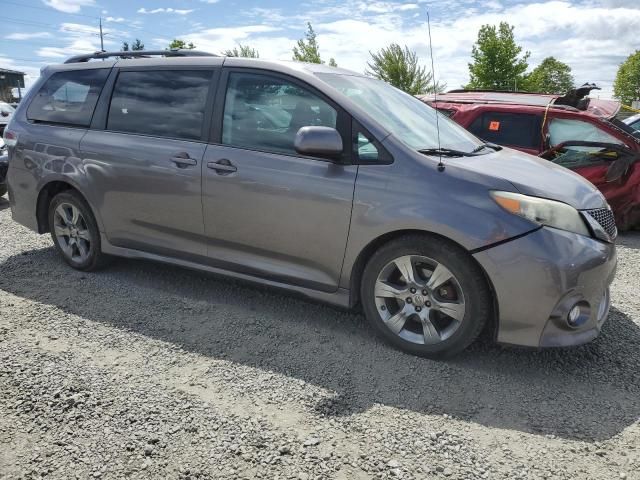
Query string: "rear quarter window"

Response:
xmin=468 ymin=111 xmax=542 ymax=149
xmin=27 ymin=69 xmax=110 ymax=127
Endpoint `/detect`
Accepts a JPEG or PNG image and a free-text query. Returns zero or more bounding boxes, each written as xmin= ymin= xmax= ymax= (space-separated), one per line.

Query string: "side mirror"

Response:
xmin=294 ymin=126 xmax=343 ymax=159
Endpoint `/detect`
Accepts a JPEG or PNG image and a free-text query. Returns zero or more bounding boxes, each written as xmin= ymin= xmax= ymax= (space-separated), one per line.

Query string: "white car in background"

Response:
xmin=1 ymin=101 xmax=15 ymax=135
xmin=624 ymin=113 xmax=640 ymax=133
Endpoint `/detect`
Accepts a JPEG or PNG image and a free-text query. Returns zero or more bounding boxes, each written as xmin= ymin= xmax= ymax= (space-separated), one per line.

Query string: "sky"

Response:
xmin=1 ymin=0 xmax=639 ymax=99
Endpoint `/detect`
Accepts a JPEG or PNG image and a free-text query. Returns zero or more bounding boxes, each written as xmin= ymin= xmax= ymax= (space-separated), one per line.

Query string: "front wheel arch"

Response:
xmin=348 ymin=230 xmax=498 ymax=340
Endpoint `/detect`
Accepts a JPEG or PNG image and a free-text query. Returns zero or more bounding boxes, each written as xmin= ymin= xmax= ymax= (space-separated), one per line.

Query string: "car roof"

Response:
xmin=45 ymin=53 xmax=365 ymax=82
xmin=418 ymin=90 xmax=621 ymax=119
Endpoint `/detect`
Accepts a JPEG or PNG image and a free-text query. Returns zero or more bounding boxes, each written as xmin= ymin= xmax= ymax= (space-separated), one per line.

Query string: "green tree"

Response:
xmin=223 ymin=44 xmax=259 ymax=58
xmin=524 ymin=57 xmax=574 ymax=94
xmin=292 ymin=22 xmax=336 ymax=66
xmin=613 ymin=50 xmax=640 ymax=105
xmin=168 ymin=39 xmax=195 ymax=50
xmin=122 ymin=38 xmax=145 ymax=52
xmin=467 ymin=22 xmax=530 ymax=90
xmin=366 ymin=43 xmax=445 ymax=95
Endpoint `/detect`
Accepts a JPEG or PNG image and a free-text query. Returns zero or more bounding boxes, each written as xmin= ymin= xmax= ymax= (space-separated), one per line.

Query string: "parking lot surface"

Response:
xmin=1 ymin=196 xmax=639 ymax=480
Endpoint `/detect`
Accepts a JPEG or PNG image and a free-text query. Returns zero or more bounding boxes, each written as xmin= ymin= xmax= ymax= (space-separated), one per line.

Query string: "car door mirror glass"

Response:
xmin=294 ymin=126 xmax=343 ymax=158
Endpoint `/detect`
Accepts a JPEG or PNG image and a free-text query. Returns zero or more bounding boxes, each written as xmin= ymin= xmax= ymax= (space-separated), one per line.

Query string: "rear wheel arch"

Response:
xmin=36 ymin=181 xmax=100 ymax=234
xmin=348 ymin=229 xmax=498 ymax=339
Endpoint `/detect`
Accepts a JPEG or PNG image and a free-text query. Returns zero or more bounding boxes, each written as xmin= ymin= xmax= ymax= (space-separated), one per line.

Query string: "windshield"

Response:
xmin=316 ymin=73 xmax=483 ymax=153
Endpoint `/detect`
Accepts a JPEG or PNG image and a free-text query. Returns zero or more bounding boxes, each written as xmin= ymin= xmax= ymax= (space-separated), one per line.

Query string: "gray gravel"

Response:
xmin=1 ymin=195 xmax=639 ymax=480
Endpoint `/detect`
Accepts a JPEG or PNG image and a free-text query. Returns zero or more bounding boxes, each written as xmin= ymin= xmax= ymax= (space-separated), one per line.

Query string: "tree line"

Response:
xmin=121 ymin=21 xmax=640 ymax=103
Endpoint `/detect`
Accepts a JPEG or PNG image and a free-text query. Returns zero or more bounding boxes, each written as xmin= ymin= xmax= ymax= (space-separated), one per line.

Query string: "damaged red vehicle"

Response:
xmin=420 ymin=85 xmax=640 ymax=230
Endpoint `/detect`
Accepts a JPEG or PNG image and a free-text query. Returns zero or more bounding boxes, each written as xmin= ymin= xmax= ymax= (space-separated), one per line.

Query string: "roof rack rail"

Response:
xmin=446 ymin=88 xmax=553 ymax=95
xmin=64 ymin=49 xmax=218 ymax=64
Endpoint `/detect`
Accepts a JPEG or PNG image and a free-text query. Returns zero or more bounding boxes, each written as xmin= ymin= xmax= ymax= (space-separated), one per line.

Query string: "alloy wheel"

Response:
xmin=374 ymin=255 xmax=466 ymax=345
xmin=53 ymin=202 xmax=91 ymax=263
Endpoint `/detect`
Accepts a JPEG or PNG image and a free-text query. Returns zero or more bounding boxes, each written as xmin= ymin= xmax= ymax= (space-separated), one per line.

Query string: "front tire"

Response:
xmin=361 ymin=235 xmax=492 ymax=358
xmin=48 ymin=190 xmax=109 ymax=271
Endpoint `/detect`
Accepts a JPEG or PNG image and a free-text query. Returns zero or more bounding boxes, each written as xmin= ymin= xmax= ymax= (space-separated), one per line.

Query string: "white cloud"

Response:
xmin=225 ymin=0 xmax=638 ymax=98
xmin=6 ymin=32 xmax=52 ymax=40
xmin=183 ymin=25 xmax=282 ymax=53
xmin=200 ymin=0 xmax=220 ymax=3
xmin=42 ymin=0 xmax=95 ymax=13
xmin=33 ymin=22 xmax=123 ymax=59
xmin=105 ymin=16 xmax=125 ymax=23
xmin=137 ymin=7 xmax=194 ymax=15
xmin=364 ymin=2 xmax=419 ymax=13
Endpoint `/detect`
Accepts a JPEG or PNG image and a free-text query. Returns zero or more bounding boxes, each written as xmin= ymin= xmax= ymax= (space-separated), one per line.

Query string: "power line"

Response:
xmin=0 ymin=15 xmax=168 ymax=41
xmin=2 ymin=0 xmax=99 ymax=19
xmin=0 ymin=16 xmax=97 ymax=33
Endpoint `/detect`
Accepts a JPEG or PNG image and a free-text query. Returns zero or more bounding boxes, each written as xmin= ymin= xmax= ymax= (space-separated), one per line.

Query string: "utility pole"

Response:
xmin=99 ymin=17 xmax=104 ymax=52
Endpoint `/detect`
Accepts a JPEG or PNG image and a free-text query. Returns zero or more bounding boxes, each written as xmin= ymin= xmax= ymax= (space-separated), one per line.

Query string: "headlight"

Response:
xmin=491 ymin=191 xmax=590 ymax=237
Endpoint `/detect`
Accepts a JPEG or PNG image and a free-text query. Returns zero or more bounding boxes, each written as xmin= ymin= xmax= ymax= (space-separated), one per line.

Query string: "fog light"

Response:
xmin=566 ymin=302 xmax=589 ymax=328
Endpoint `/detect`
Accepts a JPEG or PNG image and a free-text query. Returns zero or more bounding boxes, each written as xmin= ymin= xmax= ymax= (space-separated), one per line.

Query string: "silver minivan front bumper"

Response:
xmin=474 ymin=227 xmax=617 ymax=348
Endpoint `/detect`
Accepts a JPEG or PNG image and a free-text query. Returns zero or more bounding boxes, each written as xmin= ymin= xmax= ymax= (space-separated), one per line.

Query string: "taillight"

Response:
xmin=3 ymin=128 xmax=17 ymax=147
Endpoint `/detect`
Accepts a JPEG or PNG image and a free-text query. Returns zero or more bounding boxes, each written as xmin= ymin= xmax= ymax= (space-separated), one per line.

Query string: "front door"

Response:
xmin=81 ymin=68 xmax=215 ymax=259
xmin=202 ymin=70 xmax=357 ymax=291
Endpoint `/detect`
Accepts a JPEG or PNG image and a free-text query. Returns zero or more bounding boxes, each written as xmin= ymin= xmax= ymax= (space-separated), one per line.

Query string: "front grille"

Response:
xmin=585 ymin=208 xmax=617 ymax=240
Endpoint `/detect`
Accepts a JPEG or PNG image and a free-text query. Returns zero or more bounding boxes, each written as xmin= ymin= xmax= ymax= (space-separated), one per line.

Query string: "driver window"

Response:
xmin=548 ymin=118 xmax=623 ymax=152
xmin=222 ymin=72 xmax=337 ymax=156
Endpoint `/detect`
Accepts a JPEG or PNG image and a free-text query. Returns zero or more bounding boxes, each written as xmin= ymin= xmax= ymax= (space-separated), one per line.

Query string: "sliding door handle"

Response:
xmin=207 ymin=159 xmax=237 ymax=175
xmin=171 ymin=153 xmax=197 ymax=168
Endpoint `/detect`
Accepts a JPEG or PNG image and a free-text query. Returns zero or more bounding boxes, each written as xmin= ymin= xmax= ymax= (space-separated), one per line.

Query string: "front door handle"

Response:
xmin=171 ymin=153 xmax=197 ymax=168
xmin=207 ymin=159 xmax=237 ymax=175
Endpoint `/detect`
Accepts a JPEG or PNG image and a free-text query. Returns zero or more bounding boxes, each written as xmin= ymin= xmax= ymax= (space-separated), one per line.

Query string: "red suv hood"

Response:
xmin=451 ymin=147 xmax=607 ymax=210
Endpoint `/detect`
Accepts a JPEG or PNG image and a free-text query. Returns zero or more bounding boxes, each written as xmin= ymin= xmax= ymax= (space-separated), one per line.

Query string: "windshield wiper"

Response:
xmin=474 ymin=142 xmax=503 ymax=152
xmin=418 ymin=147 xmax=481 ymax=157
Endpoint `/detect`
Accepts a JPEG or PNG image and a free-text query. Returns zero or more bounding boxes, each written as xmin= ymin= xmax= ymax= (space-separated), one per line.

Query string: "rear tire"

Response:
xmin=360 ymin=234 xmax=492 ymax=358
xmin=48 ymin=190 xmax=110 ymax=271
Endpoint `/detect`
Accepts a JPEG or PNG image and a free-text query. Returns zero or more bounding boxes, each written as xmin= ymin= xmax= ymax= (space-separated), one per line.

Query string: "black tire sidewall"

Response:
xmin=361 ymin=235 xmax=491 ymax=358
xmin=48 ymin=191 xmax=102 ymax=271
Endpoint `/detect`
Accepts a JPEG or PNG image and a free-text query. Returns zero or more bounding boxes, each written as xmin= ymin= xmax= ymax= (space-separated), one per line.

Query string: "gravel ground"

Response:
xmin=0 ymin=195 xmax=639 ymax=480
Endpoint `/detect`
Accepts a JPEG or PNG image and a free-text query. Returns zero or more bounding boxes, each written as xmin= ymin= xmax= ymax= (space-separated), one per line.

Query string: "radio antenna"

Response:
xmin=427 ymin=11 xmax=445 ymax=172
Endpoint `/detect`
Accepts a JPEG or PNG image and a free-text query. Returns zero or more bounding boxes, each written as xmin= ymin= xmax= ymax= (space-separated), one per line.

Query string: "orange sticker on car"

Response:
xmin=489 ymin=121 xmax=500 ymax=131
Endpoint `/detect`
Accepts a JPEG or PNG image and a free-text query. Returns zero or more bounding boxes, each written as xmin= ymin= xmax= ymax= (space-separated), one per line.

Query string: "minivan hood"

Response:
xmin=451 ymin=147 xmax=606 ymax=210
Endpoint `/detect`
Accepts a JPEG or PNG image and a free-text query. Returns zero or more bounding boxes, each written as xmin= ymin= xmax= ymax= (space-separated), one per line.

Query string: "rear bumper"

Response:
xmin=474 ymin=227 xmax=617 ymax=348
xmin=7 ymin=165 xmax=39 ymax=231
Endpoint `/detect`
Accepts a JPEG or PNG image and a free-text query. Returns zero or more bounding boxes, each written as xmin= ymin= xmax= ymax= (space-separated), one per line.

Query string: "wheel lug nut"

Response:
xmin=410 ymin=288 xmax=416 ymax=294
xmin=422 ymin=290 xmax=428 ymax=296
xmin=415 ymin=306 xmax=422 ymax=312
xmin=406 ymin=298 xmax=412 ymax=304
xmin=426 ymin=301 xmax=431 ymax=307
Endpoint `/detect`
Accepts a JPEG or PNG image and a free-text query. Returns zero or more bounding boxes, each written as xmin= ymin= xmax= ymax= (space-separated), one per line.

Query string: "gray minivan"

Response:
xmin=4 ymin=50 xmax=617 ymax=357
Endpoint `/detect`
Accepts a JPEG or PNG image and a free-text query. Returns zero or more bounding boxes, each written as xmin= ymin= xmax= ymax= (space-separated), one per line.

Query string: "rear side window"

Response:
xmin=27 ymin=69 xmax=109 ymax=127
xmin=107 ymin=70 xmax=212 ymax=141
xmin=468 ymin=112 xmax=542 ymax=149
